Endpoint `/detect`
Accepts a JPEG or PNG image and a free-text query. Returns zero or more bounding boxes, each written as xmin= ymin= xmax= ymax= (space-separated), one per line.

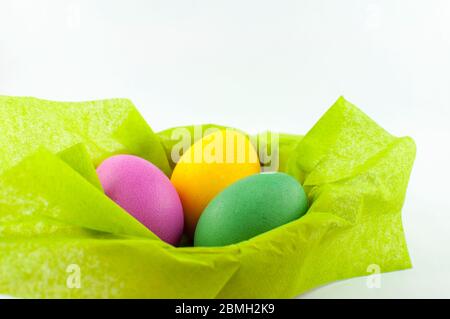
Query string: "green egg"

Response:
xmin=194 ymin=172 xmax=309 ymax=247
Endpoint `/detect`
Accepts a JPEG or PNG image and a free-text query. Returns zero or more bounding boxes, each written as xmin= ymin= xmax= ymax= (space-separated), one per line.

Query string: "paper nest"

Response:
xmin=0 ymin=95 xmax=415 ymax=298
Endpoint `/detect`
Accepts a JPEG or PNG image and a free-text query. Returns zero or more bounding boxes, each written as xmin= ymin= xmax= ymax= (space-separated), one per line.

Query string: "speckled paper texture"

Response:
xmin=0 ymin=96 xmax=415 ymax=298
xmin=0 ymin=95 xmax=171 ymax=176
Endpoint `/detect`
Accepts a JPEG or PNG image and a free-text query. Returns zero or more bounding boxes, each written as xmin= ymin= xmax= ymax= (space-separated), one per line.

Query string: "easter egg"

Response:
xmin=194 ymin=172 xmax=308 ymax=247
xmin=171 ymin=129 xmax=260 ymax=237
xmin=96 ymin=154 xmax=184 ymax=245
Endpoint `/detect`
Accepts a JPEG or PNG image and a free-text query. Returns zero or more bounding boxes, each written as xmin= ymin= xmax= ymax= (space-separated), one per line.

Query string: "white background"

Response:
xmin=1 ymin=0 xmax=450 ymax=298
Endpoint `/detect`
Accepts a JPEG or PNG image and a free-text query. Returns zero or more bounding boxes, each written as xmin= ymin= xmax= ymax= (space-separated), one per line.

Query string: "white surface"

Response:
xmin=1 ymin=0 xmax=450 ymax=298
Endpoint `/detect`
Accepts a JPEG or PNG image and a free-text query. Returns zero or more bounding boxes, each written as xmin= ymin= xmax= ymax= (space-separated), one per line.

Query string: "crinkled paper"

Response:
xmin=0 ymin=96 xmax=415 ymax=298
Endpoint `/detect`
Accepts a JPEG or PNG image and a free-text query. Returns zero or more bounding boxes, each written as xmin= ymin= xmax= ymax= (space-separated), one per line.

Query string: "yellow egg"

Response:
xmin=171 ymin=129 xmax=260 ymax=237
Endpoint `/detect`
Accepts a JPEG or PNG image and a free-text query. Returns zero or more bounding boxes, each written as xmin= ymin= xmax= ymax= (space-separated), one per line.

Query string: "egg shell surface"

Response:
xmin=194 ymin=172 xmax=308 ymax=247
xmin=96 ymin=154 xmax=184 ymax=245
xmin=171 ymin=129 xmax=260 ymax=238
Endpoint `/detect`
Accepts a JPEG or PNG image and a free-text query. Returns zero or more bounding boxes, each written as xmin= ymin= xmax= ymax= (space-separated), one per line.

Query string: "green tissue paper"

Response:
xmin=0 ymin=95 xmax=415 ymax=298
xmin=58 ymin=143 xmax=103 ymax=190
xmin=0 ymin=95 xmax=171 ymax=176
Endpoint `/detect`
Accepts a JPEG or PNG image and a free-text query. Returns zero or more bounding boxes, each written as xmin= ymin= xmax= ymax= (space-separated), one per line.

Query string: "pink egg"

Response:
xmin=96 ymin=154 xmax=184 ymax=245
